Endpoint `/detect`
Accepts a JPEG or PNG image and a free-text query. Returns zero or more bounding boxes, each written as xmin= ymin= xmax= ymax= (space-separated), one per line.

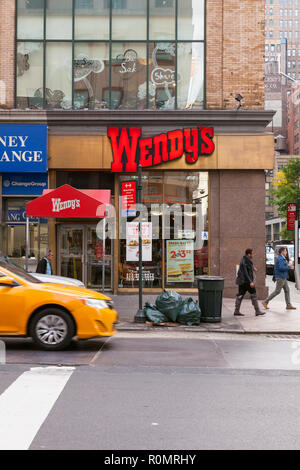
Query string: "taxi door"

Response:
xmin=0 ymin=273 xmax=26 ymax=334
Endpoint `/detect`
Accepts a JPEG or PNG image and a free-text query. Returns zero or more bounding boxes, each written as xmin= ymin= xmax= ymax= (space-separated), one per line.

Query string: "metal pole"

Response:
xmin=135 ymin=164 xmax=146 ymax=322
xmin=102 ymin=216 xmax=106 ymax=293
xmin=38 ymin=217 xmax=41 ymax=261
xmin=25 ymin=217 xmax=29 ymax=272
xmin=295 ymin=219 xmax=300 ymax=290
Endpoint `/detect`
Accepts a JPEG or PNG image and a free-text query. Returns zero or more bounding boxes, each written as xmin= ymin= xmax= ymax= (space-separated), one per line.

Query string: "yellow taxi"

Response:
xmin=0 ymin=262 xmax=118 ymax=350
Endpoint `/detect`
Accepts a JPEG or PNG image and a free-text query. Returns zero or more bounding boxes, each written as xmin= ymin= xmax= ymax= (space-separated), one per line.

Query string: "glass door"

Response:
xmin=86 ymin=225 xmax=113 ymax=291
xmin=58 ymin=226 xmax=84 ymax=283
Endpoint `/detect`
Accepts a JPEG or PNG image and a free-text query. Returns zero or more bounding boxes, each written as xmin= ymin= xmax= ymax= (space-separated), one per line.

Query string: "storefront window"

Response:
xmin=16 ymin=42 xmax=44 ymax=109
xmin=56 ymin=171 xmax=115 ymax=193
xmin=118 ymin=171 xmax=208 ymax=289
xmin=75 ymin=0 xmax=109 ymax=40
xmin=177 ymin=42 xmax=204 ymax=109
xmin=74 ymin=43 xmax=109 ymax=109
xmin=2 ymin=198 xmax=49 ymax=272
xmin=112 ymin=0 xmax=147 ymax=40
xmin=46 ymin=0 xmax=73 ymax=40
xmin=17 ymin=0 xmax=44 ymax=40
xmin=119 ymin=173 xmax=163 ymax=288
xmin=111 ymin=44 xmax=147 ymax=110
xmin=16 ymin=0 xmax=205 ymax=110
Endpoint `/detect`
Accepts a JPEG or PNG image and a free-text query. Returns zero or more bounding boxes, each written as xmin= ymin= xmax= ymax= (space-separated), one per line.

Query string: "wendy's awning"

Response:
xmin=26 ymin=184 xmax=110 ymax=218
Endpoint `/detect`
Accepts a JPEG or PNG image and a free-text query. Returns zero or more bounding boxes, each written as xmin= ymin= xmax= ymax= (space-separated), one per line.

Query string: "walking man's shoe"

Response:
xmin=286 ymin=305 xmax=297 ymax=310
xmin=262 ymin=300 xmax=269 ymax=309
xmin=234 ymin=312 xmax=245 ymax=316
xmin=255 ymin=310 xmax=266 ymax=316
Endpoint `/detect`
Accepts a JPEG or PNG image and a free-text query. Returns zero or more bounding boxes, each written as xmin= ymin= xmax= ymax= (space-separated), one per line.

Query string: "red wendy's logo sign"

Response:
xmin=108 ymin=126 xmax=215 ymax=173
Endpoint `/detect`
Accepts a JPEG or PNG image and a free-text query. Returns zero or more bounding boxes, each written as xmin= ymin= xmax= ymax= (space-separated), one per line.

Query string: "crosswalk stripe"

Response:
xmin=0 ymin=366 xmax=74 ymax=450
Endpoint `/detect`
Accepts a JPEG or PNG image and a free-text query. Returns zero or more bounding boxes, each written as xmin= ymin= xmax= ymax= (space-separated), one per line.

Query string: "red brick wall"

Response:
xmin=206 ymin=0 xmax=265 ymax=110
xmin=0 ymin=0 xmax=15 ymax=109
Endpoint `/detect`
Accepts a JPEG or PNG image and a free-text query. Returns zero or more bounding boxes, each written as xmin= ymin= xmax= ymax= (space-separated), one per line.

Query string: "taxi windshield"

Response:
xmin=0 ymin=262 xmax=41 ymax=283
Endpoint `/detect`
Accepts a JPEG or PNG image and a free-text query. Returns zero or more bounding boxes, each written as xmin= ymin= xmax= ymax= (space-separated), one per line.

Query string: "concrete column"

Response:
xmin=0 ymin=0 xmax=15 ymax=109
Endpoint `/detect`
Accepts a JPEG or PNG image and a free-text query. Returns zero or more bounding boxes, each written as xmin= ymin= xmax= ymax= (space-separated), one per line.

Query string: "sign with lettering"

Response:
xmin=166 ymin=240 xmax=194 ymax=283
xmin=0 ymin=124 xmax=47 ymax=173
xmin=108 ymin=126 xmax=215 ymax=173
xmin=121 ymin=181 xmax=136 ymax=217
xmin=2 ymin=173 xmax=48 ymax=195
xmin=126 ymin=222 xmax=152 ymax=262
xmin=287 ymin=203 xmax=297 ymax=231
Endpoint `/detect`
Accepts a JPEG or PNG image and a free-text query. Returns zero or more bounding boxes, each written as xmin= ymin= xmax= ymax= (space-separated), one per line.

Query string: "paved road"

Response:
xmin=1 ymin=331 xmax=300 ymax=450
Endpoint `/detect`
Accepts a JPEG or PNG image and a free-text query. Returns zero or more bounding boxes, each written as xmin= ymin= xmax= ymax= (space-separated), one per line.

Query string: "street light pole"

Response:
xmin=134 ymin=164 xmax=146 ymax=322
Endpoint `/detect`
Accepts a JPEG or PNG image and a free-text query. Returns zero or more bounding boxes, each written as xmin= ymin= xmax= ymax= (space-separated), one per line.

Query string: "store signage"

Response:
xmin=2 ymin=173 xmax=48 ymax=195
xmin=51 ymin=198 xmax=81 ymax=213
xmin=126 ymin=222 xmax=152 ymax=262
xmin=166 ymin=240 xmax=194 ymax=283
xmin=287 ymin=203 xmax=297 ymax=231
xmin=7 ymin=209 xmax=47 ymax=224
xmin=0 ymin=124 xmax=47 ymax=173
xmin=121 ymin=181 xmax=136 ymax=217
xmin=26 ymin=185 xmax=108 ymax=218
xmin=108 ymin=126 xmax=215 ymax=172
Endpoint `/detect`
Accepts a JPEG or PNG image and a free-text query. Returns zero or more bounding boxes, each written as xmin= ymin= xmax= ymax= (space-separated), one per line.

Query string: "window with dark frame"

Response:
xmin=16 ymin=0 xmax=205 ymax=110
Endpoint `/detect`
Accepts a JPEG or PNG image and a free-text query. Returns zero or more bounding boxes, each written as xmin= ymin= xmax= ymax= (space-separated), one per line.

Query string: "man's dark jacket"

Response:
xmin=36 ymin=257 xmax=52 ymax=275
xmin=236 ymin=255 xmax=254 ymax=285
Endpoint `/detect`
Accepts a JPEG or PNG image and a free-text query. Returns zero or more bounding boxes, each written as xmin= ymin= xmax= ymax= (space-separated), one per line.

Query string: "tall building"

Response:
xmin=0 ymin=0 xmax=274 ymax=298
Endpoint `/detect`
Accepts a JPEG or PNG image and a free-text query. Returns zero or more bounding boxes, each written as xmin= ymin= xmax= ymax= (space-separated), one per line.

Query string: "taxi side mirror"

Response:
xmin=0 ymin=276 xmax=18 ymax=287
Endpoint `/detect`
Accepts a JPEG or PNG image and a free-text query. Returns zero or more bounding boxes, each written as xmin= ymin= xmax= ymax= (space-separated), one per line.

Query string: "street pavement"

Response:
xmin=1 ymin=332 xmax=300 ymax=450
xmin=1 ymin=276 xmax=300 ymax=450
xmin=113 ymin=276 xmax=300 ymax=334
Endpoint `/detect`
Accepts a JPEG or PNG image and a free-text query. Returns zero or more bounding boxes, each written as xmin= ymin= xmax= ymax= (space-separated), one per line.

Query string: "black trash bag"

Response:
xmin=143 ymin=302 xmax=169 ymax=323
xmin=177 ymin=297 xmax=201 ymax=326
xmin=155 ymin=290 xmax=183 ymax=322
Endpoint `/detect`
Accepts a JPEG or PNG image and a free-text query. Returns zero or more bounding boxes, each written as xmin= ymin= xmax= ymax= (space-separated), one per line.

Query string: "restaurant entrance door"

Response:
xmin=58 ymin=224 xmax=113 ymax=291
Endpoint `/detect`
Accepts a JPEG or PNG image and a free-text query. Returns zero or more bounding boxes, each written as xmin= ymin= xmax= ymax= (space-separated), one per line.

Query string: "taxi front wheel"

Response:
xmin=29 ymin=308 xmax=75 ymax=351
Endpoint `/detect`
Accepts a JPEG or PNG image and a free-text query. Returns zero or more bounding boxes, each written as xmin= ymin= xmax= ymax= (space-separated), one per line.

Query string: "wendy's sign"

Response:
xmin=108 ymin=126 xmax=215 ymax=173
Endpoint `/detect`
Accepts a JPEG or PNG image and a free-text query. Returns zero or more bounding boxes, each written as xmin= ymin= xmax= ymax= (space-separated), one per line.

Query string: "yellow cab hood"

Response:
xmin=32 ymin=282 xmax=112 ymax=300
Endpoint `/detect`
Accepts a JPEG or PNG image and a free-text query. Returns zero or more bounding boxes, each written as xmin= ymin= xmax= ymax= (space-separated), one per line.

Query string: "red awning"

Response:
xmin=26 ymin=184 xmax=111 ymax=218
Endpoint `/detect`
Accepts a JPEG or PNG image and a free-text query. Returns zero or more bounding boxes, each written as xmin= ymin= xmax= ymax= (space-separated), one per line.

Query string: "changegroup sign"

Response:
xmin=2 ymin=173 xmax=48 ymax=195
xmin=0 ymin=124 xmax=47 ymax=173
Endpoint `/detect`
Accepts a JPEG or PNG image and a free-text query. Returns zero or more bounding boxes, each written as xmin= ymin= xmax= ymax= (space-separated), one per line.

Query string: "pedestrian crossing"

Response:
xmin=0 ymin=366 xmax=74 ymax=450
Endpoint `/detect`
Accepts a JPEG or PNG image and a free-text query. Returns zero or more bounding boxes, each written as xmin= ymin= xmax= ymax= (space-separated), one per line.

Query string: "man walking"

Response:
xmin=234 ymin=248 xmax=265 ymax=316
xmin=262 ymin=247 xmax=296 ymax=310
xmin=36 ymin=250 xmax=53 ymax=275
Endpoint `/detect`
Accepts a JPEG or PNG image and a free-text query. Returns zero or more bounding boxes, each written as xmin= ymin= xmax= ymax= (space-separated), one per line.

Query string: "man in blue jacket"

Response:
xmin=262 ymin=247 xmax=296 ymax=310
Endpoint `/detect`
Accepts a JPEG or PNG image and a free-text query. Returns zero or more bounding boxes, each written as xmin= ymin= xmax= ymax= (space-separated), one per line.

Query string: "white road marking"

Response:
xmin=0 ymin=366 xmax=74 ymax=450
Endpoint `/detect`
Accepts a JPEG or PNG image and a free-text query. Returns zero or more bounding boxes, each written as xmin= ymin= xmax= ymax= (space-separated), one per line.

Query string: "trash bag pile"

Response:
xmin=143 ymin=290 xmax=201 ymax=326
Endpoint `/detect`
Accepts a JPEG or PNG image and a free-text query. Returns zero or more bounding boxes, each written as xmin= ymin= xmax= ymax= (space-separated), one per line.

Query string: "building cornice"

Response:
xmin=0 ymin=109 xmax=276 ymax=134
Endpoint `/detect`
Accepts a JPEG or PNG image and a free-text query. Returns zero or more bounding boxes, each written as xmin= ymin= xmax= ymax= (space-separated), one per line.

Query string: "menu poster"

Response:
xmin=166 ymin=240 xmax=194 ymax=283
xmin=126 ymin=222 xmax=152 ymax=262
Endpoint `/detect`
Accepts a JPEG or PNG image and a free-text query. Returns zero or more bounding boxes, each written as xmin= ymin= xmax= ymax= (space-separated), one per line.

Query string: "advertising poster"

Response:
xmin=126 ymin=222 xmax=152 ymax=262
xmin=166 ymin=240 xmax=194 ymax=283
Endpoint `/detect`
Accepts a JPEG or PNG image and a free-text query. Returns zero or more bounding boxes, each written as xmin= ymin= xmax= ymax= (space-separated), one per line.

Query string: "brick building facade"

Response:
xmin=0 ymin=0 xmax=274 ymax=298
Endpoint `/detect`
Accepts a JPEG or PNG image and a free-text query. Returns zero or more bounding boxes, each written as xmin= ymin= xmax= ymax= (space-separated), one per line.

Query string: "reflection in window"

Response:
xmin=112 ymin=44 xmax=147 ymax=109
xmin=17 ymin=42 xmax=43 ymax=109
xmin=75 ymin=0 xmax=109 ymax=40
xmin=148 ymin=42 xmax=175 ymax=109
xmin=74 ymin=43 xmax=109 ymax=109
xmin=46 ymin=43 xmax=72 ymax=109
xmin=46 ymin=0 xmax=73 ymax=40
xmin=177 ymin=43 xmax=204 ymax=109
xmin=17 ymin=0 xmax=43 ymax=39
xmin=16 ymin=0 xmax=205 ymax=110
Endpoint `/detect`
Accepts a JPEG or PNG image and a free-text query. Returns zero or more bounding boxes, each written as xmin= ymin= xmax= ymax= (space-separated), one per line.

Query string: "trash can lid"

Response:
xmin=196 ymin=276 xmax=225 ymax=281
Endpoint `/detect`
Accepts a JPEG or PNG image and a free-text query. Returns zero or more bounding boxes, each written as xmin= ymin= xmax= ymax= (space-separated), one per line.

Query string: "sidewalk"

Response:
xmin=111 ymin=276 xmax=300 ymax=334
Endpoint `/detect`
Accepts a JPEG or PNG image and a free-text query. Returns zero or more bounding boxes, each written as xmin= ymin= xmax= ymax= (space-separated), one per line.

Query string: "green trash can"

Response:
xmin=197 ymin=276 xmax=225 ymax=323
